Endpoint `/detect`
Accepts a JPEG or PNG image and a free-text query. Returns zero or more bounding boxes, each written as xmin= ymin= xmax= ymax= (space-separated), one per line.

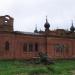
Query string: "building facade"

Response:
xmin=0 ymin=15 xmax=75 ymax=60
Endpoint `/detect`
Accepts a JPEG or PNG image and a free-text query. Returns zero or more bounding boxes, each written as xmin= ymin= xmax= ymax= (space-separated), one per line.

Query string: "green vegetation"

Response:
xmin=0 ymin=60 xmax=75 ymax=75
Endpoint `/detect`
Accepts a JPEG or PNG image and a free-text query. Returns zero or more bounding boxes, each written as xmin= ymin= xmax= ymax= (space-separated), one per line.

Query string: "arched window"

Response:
xmin=5 ymin=41 xmax=9 ymax=51
xmin=29 ymin=43 xmax=33 ymax=52
xmin=23 ymin=43 xmax=27 ymax=52
xmin=35 ymin=43 xmax=38 ymax=51
xmin=54 ymin=44 xmax=64 ymax=53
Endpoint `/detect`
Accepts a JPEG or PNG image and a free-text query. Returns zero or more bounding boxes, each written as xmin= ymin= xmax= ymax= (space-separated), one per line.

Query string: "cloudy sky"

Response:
xmin=0 ymin=0 xmax=75 ymax=32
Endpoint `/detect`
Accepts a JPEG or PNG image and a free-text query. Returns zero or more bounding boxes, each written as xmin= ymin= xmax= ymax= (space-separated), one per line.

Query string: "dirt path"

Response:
xmin=71 ymin=70 xmax=75 ymax=75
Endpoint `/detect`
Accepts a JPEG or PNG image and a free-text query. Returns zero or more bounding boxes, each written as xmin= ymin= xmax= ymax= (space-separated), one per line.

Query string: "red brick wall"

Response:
xmin=47 ymin=37 xmax=75 ymax=59
xmin=0 ymin=32 xmax=46 ymax=59
xmin=0 ymin=32 xmax=75 ymax=60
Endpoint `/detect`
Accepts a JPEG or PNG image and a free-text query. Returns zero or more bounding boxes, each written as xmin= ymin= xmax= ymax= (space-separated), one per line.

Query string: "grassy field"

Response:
xmin=0 ymin=60 xmax=75 ymax=75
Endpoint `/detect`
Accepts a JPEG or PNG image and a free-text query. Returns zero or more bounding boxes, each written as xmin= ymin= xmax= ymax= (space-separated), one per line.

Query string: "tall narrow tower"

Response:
xmin=70 ymin=20 xmax=75 ymax=32
xmin=0 ymin=15 xmax=13 ymax=32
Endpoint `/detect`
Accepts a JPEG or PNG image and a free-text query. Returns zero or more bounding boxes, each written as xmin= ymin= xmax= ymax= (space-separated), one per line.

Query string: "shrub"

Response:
xmin=38 ymin=52 xmax=54 ymax=65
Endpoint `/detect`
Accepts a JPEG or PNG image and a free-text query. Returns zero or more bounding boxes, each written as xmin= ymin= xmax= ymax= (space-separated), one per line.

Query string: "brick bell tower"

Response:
xmin=0 ymin=15 xmax=13 ymax=32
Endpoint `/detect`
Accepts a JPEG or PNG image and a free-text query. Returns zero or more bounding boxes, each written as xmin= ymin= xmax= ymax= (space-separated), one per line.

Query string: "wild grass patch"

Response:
xmin=0 ymin=60 xmax=74 ymax=75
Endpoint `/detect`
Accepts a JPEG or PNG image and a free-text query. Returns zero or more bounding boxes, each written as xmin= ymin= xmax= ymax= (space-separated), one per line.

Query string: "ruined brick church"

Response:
xmin=0 ymin=15 xmax=75 ymax=60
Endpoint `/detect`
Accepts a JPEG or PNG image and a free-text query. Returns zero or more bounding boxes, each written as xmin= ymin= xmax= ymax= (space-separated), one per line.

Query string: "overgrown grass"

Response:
xmin=0 ymin=60 xmax=75 ymax=75
xmin=51 ymin=60 xmax=75 ymax=75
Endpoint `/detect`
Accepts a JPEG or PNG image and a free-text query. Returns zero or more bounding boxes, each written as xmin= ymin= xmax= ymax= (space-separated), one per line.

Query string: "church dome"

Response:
xmin=34 ymin=25 xmax=38 ymax=33
xmin=44 ymin=17 xmax=50 ymax=30
xmin=70 ymin=21 xmax=75 ymax=32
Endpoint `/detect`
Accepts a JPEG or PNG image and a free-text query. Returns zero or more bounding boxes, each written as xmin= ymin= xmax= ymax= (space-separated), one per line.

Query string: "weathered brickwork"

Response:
xmin=0 ymin=15 xmax=75 ymax=60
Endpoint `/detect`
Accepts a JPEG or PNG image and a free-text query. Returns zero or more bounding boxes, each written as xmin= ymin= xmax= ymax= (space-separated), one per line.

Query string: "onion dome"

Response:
xmin=44 ymin=16 xmax=50 ymax=31
xmin=34 ymin=25 xmax=38 ymax=33
xmin=70 ymin=21 xmax=75 ymax=32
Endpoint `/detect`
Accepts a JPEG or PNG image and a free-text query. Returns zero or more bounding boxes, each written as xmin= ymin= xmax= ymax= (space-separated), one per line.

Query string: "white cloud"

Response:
xmin=0 ymin=0 xmax=75 ymax=32
xmin=0 ymin=0 xmax=13 ymax=14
